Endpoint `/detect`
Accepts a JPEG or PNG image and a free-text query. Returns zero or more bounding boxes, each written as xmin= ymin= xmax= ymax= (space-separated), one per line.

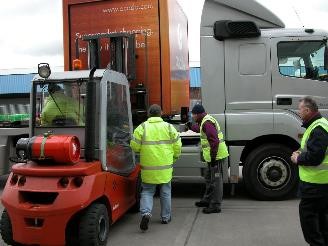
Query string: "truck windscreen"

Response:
xmin=34 ymin=81 xmax=86 ymax=127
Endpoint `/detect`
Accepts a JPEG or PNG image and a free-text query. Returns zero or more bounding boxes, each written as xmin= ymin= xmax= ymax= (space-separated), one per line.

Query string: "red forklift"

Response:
xmin=0 ymin=34 xmax=142 ymax=246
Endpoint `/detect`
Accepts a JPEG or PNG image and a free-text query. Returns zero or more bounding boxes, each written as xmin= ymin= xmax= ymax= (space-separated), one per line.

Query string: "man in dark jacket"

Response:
xmin=188 ymin=104 xmax=229 ymax=214
xmin=291 ymin=97 xmax=328 ymax=246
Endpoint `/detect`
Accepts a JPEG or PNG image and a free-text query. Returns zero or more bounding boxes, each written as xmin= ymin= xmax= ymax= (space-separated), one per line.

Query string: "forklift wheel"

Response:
xmin=79 ymin=203 xmax=109 ymax=246
xmin=0 ymin=210 xmax=20 ymax=246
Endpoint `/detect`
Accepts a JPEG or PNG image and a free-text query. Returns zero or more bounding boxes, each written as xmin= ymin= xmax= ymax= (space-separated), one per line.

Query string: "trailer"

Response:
xmin=63 ymin=0 xmax=190 ymax=118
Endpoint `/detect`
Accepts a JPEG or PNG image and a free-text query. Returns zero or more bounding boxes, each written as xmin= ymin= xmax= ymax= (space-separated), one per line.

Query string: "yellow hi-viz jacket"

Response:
xmin=200 ymin=114 xmax=229 ymax=163
xmin=299 ymin=117 xmax=328 ymax=184
xmin=130 ymin=117 xmax=182 ymax=184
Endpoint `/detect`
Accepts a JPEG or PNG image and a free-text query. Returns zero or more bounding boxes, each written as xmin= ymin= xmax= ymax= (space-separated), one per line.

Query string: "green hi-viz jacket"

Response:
xmin=130 ymin=117 xmax=182 ymax=184
xmin=41 ymin=92 xmax=84 ymax=126
xmin=299 ymin=117 xmax=328 ymax=184
xmin=200 ymin=114 xmax=229 ymax=163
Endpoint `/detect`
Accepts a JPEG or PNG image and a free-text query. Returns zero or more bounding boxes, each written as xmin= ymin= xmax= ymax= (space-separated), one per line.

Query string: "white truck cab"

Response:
xmin=176 ymin=0 xmax=328 ymax=200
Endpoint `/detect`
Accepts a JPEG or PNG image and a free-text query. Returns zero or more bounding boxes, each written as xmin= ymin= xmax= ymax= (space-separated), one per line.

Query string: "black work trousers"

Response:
xmin=299 ymin=196 xmax=328 ymax=246
xmin=202 ymin=160 xmax=223 ymax=209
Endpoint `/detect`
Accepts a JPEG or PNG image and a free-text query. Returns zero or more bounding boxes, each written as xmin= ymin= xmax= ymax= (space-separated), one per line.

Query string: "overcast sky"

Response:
xmin=0 ymin=0 xmax=327 ymax=73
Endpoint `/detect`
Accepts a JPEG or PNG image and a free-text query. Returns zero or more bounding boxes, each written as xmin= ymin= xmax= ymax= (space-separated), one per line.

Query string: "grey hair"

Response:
xmin=148 ymin=104 xmax=162 ymax=117
xmin=299 ymin=96 xmax=318 ymax=112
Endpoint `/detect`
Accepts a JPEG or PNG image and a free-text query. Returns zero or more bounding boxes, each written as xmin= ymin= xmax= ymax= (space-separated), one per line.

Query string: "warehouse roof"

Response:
xmin=0 ymin=74 xmax=34 ymax=95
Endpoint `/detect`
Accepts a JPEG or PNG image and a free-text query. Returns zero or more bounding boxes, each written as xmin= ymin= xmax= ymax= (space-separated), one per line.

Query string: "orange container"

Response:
xmin=63 ymin=0 xmax=190 ymax=115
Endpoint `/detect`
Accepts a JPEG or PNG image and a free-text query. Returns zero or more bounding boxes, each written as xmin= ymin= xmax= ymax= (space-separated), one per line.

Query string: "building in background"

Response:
xmin=189 ymin=67 xmax=201 ymax=108
xmin=0 ymin=73 xmax=33 ymax=174
xmin=0 ymin=74 xmax=34 ymax=126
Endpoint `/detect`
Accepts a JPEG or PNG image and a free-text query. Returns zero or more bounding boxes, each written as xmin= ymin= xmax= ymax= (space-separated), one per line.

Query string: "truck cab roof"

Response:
xmin=33 ymin=69 xmax=106 ymax=82
xmin=261 ymin=28 xmax=328 ymax=39
xmin=201 ymin=0 xmax=285 ymax=36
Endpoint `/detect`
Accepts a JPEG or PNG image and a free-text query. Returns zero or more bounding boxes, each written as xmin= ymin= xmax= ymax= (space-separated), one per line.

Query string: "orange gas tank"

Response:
xmin=16 ymin=134 xmax=80 ymax=164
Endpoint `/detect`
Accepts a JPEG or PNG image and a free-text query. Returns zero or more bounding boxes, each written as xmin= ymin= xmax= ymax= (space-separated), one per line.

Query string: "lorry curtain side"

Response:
xmin=63 ymin=0 xmax=190 ymax=115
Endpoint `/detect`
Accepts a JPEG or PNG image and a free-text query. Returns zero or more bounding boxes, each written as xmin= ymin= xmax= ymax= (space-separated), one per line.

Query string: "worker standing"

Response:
xmin=291 ymin=97 xmax=328 ymax=246
xmin=189 ymin=104 xmax=229 ymax=214
xmin=130 ymin=104 xmax=182 ymax=232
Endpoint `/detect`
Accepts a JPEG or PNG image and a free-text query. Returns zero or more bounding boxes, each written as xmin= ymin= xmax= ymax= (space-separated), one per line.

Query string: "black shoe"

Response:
xmin=195 ymin=200 xmax=209 ymax=207
xmin=202 ymin=207 xmax=221 ymax=214
xmin=161 ymin=217 xmax=172 ymax=224
xmin=140 ymin=215 xmax=151 ymax=231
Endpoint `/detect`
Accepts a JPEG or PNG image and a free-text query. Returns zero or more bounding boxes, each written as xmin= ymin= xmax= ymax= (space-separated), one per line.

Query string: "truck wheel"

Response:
xmin=79 ymin=204 xmax=109 ymax=246
xmin=243 ymin=144 xmax=298 ymax=200
xmin=130 ymin=173 xmax=142 ymax=213
xmin=0 ymin=210 xmax=20 ymax=246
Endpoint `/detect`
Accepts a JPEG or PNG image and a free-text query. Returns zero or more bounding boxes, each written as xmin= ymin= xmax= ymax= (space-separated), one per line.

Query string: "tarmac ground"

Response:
xmin=0 ymin=176 xmax=306 ymax=246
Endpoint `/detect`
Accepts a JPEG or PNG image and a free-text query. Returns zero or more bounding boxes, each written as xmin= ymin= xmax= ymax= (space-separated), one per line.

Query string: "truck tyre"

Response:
xmin=130 ymin=173 xmax=142 ymax=213
xmin=79 ymin=204 xmax=109 ymax=246
xmin=243 ymin=144 xmax=298 ymax=200
xmin=0 ymin=210 xmax=20 ymax=246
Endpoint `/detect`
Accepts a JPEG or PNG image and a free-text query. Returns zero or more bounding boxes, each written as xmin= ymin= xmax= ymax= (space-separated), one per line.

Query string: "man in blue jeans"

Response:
xmin=130 ymin=104 xmax=182 ymax=232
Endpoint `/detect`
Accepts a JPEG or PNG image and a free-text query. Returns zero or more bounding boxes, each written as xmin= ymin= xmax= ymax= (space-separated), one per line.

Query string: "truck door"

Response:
xmin=271 ymin=37 xmax=328 ymax=119
xmin=225 ymin=39 xmax=273 ymax=141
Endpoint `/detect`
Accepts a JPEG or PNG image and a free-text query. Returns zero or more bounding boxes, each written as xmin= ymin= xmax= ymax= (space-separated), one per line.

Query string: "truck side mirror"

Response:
xmin=324 ymin=45 xmax=328 ymax=70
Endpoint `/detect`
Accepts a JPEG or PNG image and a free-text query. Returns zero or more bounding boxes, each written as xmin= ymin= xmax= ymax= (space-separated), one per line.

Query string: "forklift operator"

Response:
xmin=41 ymin=84 xmax=84 ymax=126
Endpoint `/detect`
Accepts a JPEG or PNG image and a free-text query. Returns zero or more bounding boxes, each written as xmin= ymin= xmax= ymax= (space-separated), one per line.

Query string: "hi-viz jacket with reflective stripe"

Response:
xmin=200 ymin=114 xmax=229 ymax=163
xmin=41 ymin=92 xmax=84 ymax=126
xmin=299 ymin=117 xmax=328 ymax=184
xmin=130 ymin=117 xmax=182 ymax=184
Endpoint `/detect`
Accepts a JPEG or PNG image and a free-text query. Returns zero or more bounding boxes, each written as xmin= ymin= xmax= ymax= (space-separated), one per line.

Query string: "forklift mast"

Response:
xmin=81 ymin=33 xmax=148 ymax=125
xmin=82 ymin=33 xmax=136 ymax=81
